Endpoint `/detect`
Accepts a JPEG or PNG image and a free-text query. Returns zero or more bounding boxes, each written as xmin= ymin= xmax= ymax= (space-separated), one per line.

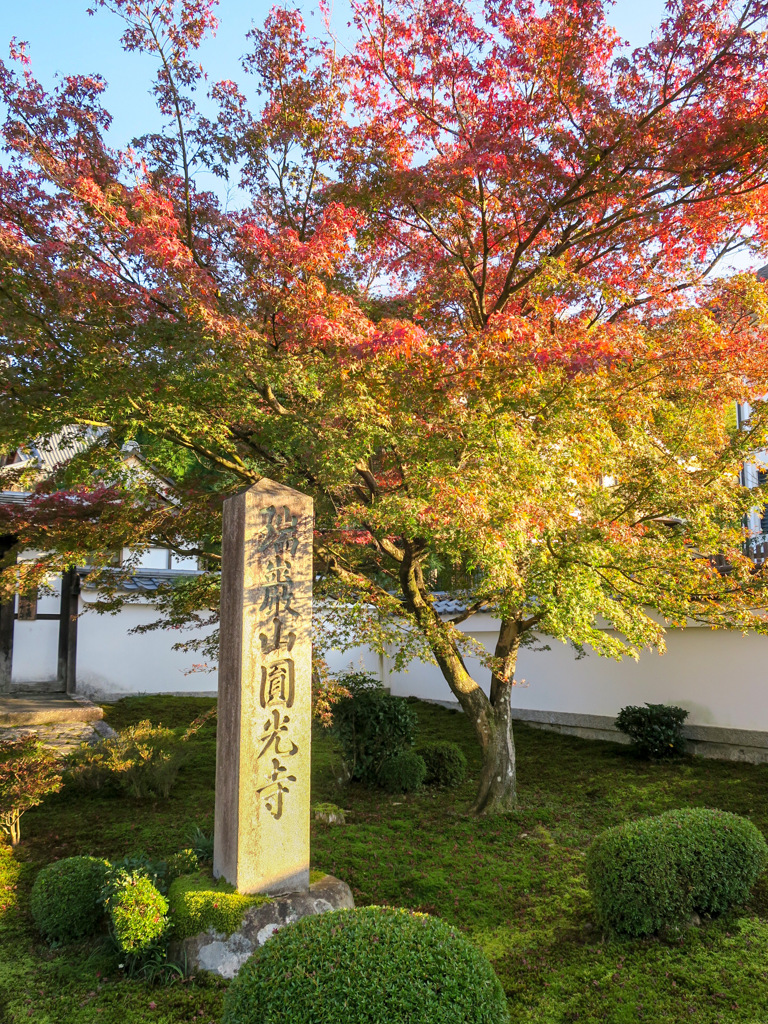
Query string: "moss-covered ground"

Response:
xmin=2 ymin=694 xmax=768 ymax=1022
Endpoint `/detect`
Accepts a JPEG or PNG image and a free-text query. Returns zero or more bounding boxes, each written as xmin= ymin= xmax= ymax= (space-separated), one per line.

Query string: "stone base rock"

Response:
xmin=0 ymin=695 xmax=113 ymax=755
xmin=169 ymin=874 xmax=354 ymax=980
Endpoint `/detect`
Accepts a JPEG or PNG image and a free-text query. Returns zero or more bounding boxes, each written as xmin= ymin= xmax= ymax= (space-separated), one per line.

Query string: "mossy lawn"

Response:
xmin=2 ymin=695 xmax=768 ymax=1022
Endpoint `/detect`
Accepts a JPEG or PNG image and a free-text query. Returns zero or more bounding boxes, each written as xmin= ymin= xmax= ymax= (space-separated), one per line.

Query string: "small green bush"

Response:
xmin=586 ymin=807 xmax=768 ymax=937
xmin=222 ymin=906 xmax=510 ymax=1024
xmin=614 ymin=703 xmax=688 ymax=758
xmin=110 ymin=853 xmax=167 ymax=893
xmin=167 ymin=872 xmax=268 ymax=939
xmin=378 ymin=750 xmax=427 ymax=793
xmin=65 ymin=720 xmax=185 ymax=798
xmin=30 ymin=856 xmax=111 ymax=943
xmin=166 ymin=849 xmax=199 ymax=885
xmin=104 ymin=871 xmax=169 ymax=954
xmin=419 ymin=741 xmax=467 ymax=788
xmin=107 ymin=848 xmax=199 ymax=896
xmin=331 ymin=673 xmax=418 ymax=784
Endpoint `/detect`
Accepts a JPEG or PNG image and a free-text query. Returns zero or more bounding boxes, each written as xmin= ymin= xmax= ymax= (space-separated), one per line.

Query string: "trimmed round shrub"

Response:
xmin=331 ymin=673 xmax=418 ymax=784
xmin=586 ymin=807 xmax=768 ymax=937
xmin=419 ymin=741 xmax=468 ymax=788
xmin=30 ymin=855 xmax=111 ymax=943
xmin=377 ymin=750 xmax=427 ymax=793
xmin=614 ymin=703 xmax=689 ymax=758
xmin=312 ymin=802 xmax=346 ymax=824
xmin=222 ymin=906 xmax=510 ymax=1024
xmin=105 ymin=871 xmax=169 ymax=953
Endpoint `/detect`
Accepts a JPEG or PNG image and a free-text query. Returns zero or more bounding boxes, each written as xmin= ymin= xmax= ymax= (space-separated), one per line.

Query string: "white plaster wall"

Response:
xmin=129 ymin=546 xmax=170 ymax=570
xmin=324 ymin=643 xmax=384 ymax=682
xmin=512 ymin=629 xmax=768 ymax=731
xmin=11 ymin=576 xmax=61 ymax=684
xmin=124 ymin=546 xmax=198 ymax=571
xmin=73 ymin=594 xmax=215 ymax=697
xmin=382 ymin=622 xmax=491 ymax=705
xmin=382 ymin=620 xmax=768 ymax=733
xmin=10 ymin=546 xmax=203 ymax=691
xmin=171 ymin=554 xmax=199 ymax=571
xmin=9 ymin=582 xmax=768 ymax=734
xmin=11 ymin=619 xmax=59 ymax=683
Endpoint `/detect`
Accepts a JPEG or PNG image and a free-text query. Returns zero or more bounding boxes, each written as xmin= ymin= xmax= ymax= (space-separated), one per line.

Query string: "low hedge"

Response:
xmin=614 ymin=703 xmax=688 ymax=758
xmin=419 ymin=741 xmax=467 ymax=788
xmin=30 ymin=856 xmax=111 ymax=944
xmin=331 ymin=674 xmax=418 ymax=784
xmin=586 ymin=807 xmax=768 ymax=937
xmin=222 ymin=905 xmax=510 ymax=1024
xmin=378 ymin=750 xmax=427 ymax=793
xmin=167 ymin=873 xmax=269 ymax=939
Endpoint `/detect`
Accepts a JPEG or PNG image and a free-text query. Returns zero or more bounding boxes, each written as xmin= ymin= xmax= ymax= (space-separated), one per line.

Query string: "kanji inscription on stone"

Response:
xmin=214 ymin=479 xmax=313 ymax=895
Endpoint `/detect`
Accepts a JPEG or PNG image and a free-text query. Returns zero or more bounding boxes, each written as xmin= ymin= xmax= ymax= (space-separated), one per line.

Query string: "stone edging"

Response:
xmin=511 ymin=708 xmax=768 ymax=764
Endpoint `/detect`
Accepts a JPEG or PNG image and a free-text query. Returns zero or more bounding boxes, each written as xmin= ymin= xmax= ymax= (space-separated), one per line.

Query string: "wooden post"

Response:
xmin=214 ymin=480 xmax=313 ymax=895
xmin=0 ymin=537 xmax=16 ymax=694
xmin=57 ymin=569 xmax=80 ymax=694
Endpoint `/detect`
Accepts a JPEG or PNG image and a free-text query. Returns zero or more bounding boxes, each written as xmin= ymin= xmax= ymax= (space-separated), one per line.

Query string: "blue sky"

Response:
xmin=0 ymin=1 xmax=669 ymax=144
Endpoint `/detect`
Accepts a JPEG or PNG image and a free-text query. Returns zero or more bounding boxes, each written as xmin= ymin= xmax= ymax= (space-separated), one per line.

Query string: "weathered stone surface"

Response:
xmin=214 ymin=480 xmax=313 ymax=895
xmin=0 ymin=695 xmax=113 ymax=755
xmin=314 ymin=809 xmax=345 ymax=825
xmin=170 ymin=874 xmax=354 ymax=980
xmin=0 ymin=721 xmax=107 ymax=754
xmin=0 ymin=693 xmax=104 ymax=727
xmin=91 ymin=719 xmax=118 ymax=740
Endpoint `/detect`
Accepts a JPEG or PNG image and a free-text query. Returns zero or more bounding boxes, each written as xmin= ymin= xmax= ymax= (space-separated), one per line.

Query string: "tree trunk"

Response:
xmin=396 ymin=547 xmax=522 ymax=813
xmin=427 ymin=660 xmax=518 ymax=812
xmin=427 ymin=611 xmax=523 ymax=813
xmin=468 ymin=618 xmax=520 ymax=813
xmin=469 ymin=696 xmax=517 ymax=814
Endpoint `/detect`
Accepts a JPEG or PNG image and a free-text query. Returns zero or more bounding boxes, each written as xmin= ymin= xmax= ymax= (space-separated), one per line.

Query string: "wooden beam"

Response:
xmin=0 ymin=536 xmax=16 ymax=694
xmin=66 ymin=573 xmax=80 ymax=695
xmin=57 ymin=569 xmax=80 ymax=694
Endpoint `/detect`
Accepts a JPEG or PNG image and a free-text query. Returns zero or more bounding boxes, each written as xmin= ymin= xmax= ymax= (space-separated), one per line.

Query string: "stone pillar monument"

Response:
xmin=214 ymin=479 xmax=313 ymax=895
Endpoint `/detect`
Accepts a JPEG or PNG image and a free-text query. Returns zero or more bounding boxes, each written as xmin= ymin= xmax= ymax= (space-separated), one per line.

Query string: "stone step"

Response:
xmin=0 ymin=693 xmax=104 ymax=727
xmin=9 ymin=679 xmax=69 ymax=695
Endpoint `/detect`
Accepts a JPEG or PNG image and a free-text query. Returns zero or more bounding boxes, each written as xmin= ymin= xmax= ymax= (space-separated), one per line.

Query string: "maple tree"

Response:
xmin=0 ymin=738 xmax=62 ymax=845
xmin=3 ymin=0 xmax=768 ymax=811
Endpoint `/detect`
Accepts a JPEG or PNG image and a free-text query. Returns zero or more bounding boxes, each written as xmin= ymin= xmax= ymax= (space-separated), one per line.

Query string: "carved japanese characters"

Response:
xmin=214 ymin=481 xmax=312 ymax=895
